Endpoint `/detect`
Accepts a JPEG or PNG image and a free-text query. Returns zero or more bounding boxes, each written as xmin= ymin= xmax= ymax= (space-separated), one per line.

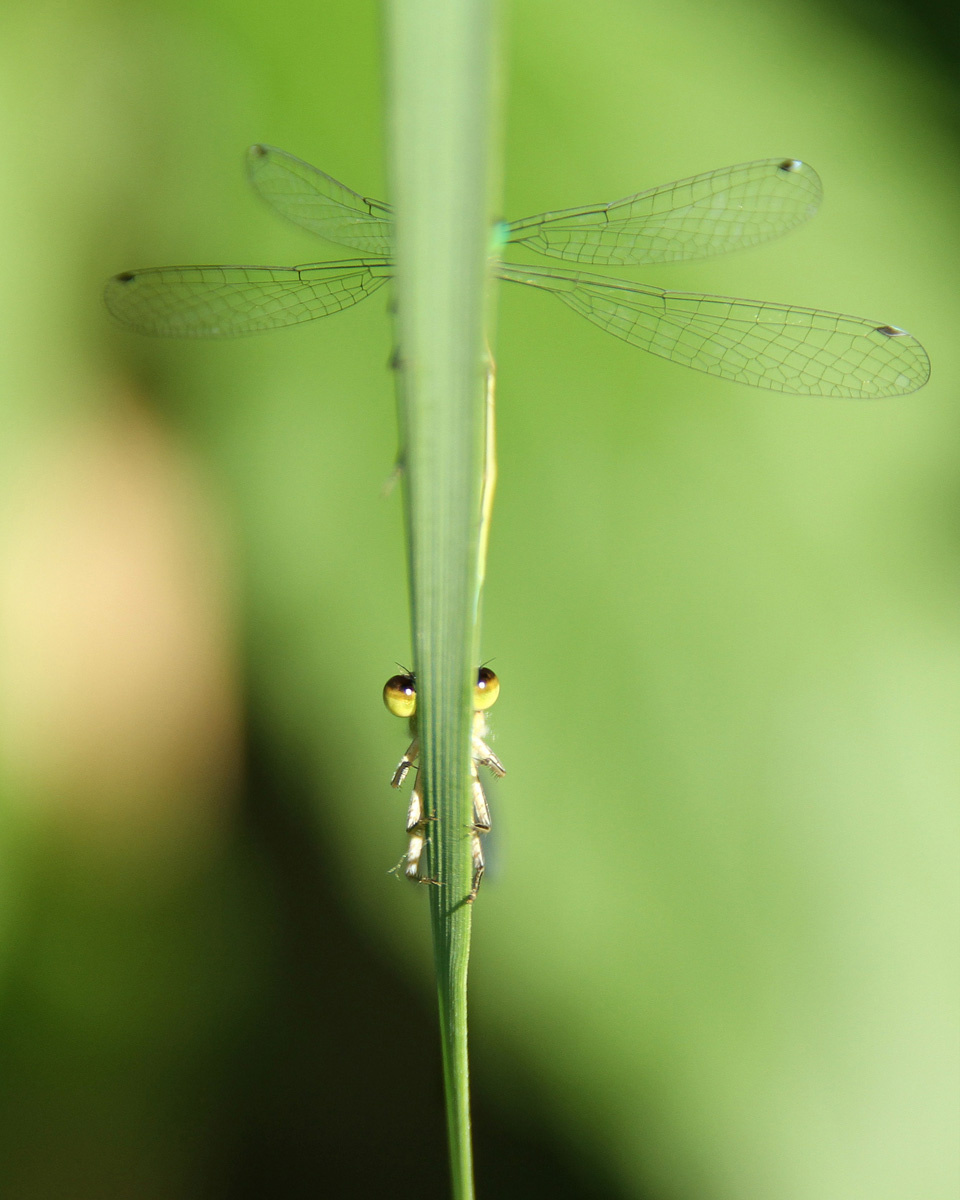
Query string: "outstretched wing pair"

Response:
xmin=105 ymin=145 xmax=929 ymax=397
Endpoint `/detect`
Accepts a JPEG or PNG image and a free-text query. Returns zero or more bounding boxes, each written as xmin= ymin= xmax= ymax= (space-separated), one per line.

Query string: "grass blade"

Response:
xmin=385 ymin=2 xmax=498 ymax=1196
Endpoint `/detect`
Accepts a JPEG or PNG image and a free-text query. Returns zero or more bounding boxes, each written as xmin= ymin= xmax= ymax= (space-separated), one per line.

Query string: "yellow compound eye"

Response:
xmin=474 ymin=667 xmax=500 ymax=711
xmin=383 ymin=673 xmax=417 ymax=718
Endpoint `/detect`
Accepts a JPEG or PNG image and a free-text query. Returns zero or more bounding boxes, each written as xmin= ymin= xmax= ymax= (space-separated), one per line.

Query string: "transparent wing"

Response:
xmin=498 ymin=263 xmax=929 ymax=397
xmin=104 ymin=259 xmax=391 ymax=338
xmin=246 ymin=145 xmax=393 ymax=254
xmin=506 ymin=159 xmax=822 ymax=266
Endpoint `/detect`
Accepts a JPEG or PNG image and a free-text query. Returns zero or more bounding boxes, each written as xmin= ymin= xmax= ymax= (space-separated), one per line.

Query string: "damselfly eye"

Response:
xmin=383 ymin=673 xmax=417 ymax=718
xmin=474 ymin=667 xmax=500 ymax=711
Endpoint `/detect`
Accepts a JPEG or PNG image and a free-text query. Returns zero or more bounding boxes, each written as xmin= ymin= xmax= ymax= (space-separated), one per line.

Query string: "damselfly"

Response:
xmin=384 ymin=668 xmax=504 ymax=899
xmin=104 ymin=144 xmax=928 ymax=397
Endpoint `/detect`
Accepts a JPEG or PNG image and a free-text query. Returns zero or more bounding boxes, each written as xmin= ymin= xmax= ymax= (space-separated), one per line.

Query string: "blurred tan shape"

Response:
xmin=0 ymin=392 xmax=241 ymax=850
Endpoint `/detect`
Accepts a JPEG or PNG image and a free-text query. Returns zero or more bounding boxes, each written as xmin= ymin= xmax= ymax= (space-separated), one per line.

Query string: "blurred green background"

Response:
xmin=0 ymin=0 xmax=956 ymax=1197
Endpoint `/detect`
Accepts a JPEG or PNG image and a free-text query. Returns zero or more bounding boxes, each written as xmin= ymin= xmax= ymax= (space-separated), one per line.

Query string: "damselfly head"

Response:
xmin=383 ymin=673 xmax=417 ymax=718
xmin=383 ymin=667 xmax=500 ymax=717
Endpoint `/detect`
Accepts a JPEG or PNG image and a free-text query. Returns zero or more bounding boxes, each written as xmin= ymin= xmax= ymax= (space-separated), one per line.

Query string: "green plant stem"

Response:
xmin=385 ymin=2 xmax=498 ymax=1197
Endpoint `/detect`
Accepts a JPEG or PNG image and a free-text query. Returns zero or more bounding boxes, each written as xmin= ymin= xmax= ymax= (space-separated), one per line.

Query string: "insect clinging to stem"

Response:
xmin=383 ymin=667 xmax=505 ymax=901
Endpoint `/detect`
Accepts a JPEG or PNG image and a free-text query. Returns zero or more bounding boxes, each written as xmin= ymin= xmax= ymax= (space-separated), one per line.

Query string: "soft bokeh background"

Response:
xmin=0 ymin=1 xmax=956 ymax=1197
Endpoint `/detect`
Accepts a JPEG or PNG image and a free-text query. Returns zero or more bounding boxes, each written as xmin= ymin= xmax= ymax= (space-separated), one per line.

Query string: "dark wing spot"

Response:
xmin=778 ymin=159 xmax=802 ymax=173
xmin=115 ymin=272 xmax=135 ymax=283
xmin=250 ymin=144 xmax=268 ymax=158
xmin=876 ymin=324 xmax=906 ymax=337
